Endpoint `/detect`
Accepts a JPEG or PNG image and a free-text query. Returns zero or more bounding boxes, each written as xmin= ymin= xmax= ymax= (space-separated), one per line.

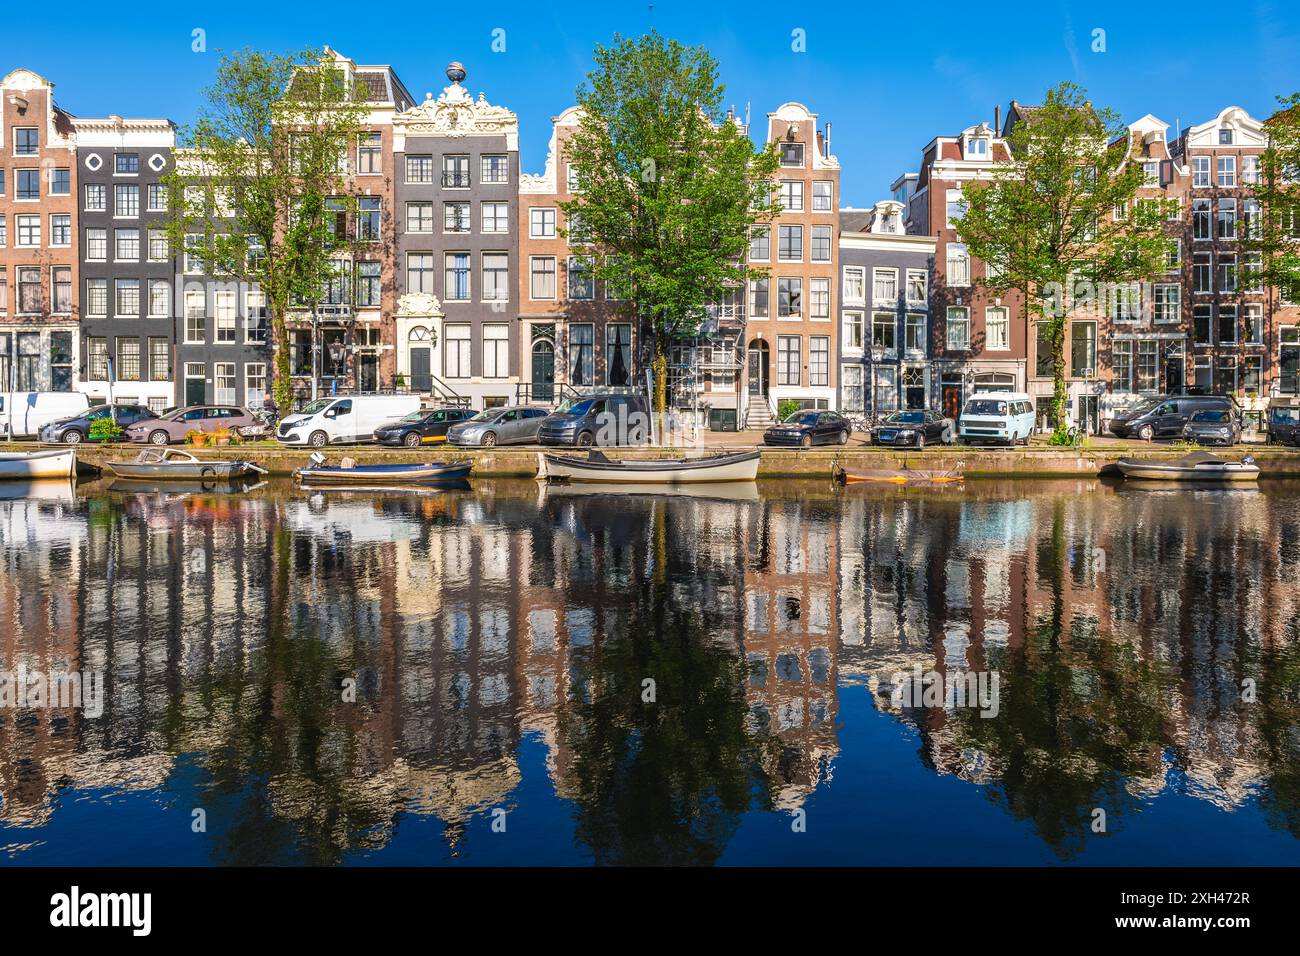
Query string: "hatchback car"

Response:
xmin=124 ymin=405 xmax=258 ymax=445
xmin=1182 ymin=408 xmax=1240 ymax=446
xmin=763 ymin=410 xmax=851 ymax=448
xmin=39 ymin=404 xmax=156 ymax=444
xmin=871 ymin=410 xmax=953 ymax=448
xmin=374 ymin=406 xmax=476 ymax=447
xmin=449 ymin=406 xmax=550 ymax=447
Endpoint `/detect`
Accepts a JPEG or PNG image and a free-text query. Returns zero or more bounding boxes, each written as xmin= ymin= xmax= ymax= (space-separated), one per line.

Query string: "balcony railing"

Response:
xmin=441 ymin=171 xmax=471 ymax=188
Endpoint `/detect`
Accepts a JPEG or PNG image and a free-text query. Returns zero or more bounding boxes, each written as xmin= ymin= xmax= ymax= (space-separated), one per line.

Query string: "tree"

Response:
xmin=559 ymin=31 xmax=780 ymax=415
xmin=161 ymin=48 xmax=367 ymax=413
xmin=1244 ymin=93 xmax=1300 ymax=305
xmin=953 ymin=83 xmax=1171 ymax=441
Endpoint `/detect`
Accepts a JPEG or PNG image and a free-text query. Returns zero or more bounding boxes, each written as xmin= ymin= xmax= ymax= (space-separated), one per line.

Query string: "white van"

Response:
xmin=958 ymin=391 xmax=1036 ymax=446
xmin=276 ymin=395 xmax=422 ymax=448
xmin=1 ymin=392 xmax=91 ymax=440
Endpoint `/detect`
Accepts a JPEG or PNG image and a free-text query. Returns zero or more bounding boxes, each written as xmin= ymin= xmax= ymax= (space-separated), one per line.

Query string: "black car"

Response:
xmin=871 ymin=410 xmax=952 ymax=448
xmin=1267 ymin=403 xmax=1300 ymax=445
xmin=1182 ymin=408 xmax=1240 ymax=446
xmin=763 ymin=410 xmax=851 ymax=448
xmin=373 ymin=406 xmax=475 ymax=447
xmin=37 ymin=404 xmax=156 ymax=444
xmin=1109 ymin=394 xmax=1237 ymax=440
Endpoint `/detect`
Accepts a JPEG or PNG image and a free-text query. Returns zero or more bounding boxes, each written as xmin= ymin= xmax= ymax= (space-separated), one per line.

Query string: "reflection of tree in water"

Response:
xmin=1254 ymin=639 xmax=1300 ymax=839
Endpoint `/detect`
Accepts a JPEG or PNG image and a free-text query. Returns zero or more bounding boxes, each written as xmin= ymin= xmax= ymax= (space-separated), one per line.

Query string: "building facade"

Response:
xmin=0 ymin=69 xmax=78 ymax=397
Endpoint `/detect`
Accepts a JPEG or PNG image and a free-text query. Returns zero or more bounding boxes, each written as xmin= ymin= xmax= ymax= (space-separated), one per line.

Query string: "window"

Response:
xmin=86 ymin=279 xmax=108 ymax=316
xmin=806 ymin=278 xmax=826 ymax=319
xmin=148 ymin=229 xmax=169 ymax=262
xmin=148 ymin=280 xmax=170 ymax=317
xmin=906 ymin=270 xmax=926 ymax=303
xmin=1166 ymin=238 xmax=1181 ymax=271
xmin=1192 ymin=199 xmax=1212 ymax=240
xmin=87 ymin=338 xmax=109 ymax=380
xmin=444 ymin=253 xmax=470 ymax=301
xmin=811 ymin=225 xmax=832 ymax=262
xmin=85 ymin=183 xmax=106 ymax=211
xmin=116 ymin=338 xmax=141 ymax=381
xmin=407 ymin=253 xmax=434 ymax=294
xmin=442 ymin=154 xmax=470 ymax=188
xmin=946 ymin=189 xmax=966 ymax=227
xmin=245 ymin=290 xmax=267 ymax=343
xmin=0 ymin=274 xmax=7 ymax=313
xmin=15 ymin=128 xmax=38 ymax=155
xmin=468 ymin=252 xmax=507 ymax=302
xmin=1193 ymin=305 xmax=1213 ymax=345
xmin=1217 ymin=253 xmax=1237 ymax=293
xmin=52 ymin=267 xmax=71 ymax=313
xmin=50 ymin=214 xmax=71 ymax=246
xmin=812 ymin=181 xmax=833 ymax=212
xmin=1110 ymin=283 xmax=1141 ymax=322
xmin=810 ymin=337 xmax=829 ymax=387
xmin=530 ymin=256 xmax=556 ymax=299
xmin=986 ymin=307 xmax=1009 ymax=350
xmin=842 ymin=266 xmax=865 ymax=303
xmin=965 ymin=136 xmax=989 ymax=160
xmin=17 ymin=169 xmax=40 ymax=200
xmin=358 ymin=132 xmax=382 ymax=174
xmin=1192 ymin=156 xmax=1211 ymax=187
xmin=1154 ymin=284 xmax=1180 ymax=323
xmin=1217 ymin=199 xmax=1236 ymax=240
xmin=945 ymin=244 xmax=969 ymax=286
xmin=566 ymin=164 xmax=581 ymax=193
xmin=16 ymin=268 xmax=40 ymax=313
xmin=1112 ymin=341 xmax=1132 ymax=392
xmin=905 ymin=313 xmax=926 ymax=353
xmin=405 ymin=155 xmax=433 ymax=183
xmin=115 ymin=153 xmax=139 ymax=174
xmin=777 ymin=336 xmax=801 ymax=385
xmin=778 ymin=225 xmax=802 ymax=261
xmin=150 ymin=338 xmax=170 ymax=381
xmin=872 ymin=312 xmax=896 ymax=354
xmin=115 ymin=279 xmax=140 ymax=317
xmin=1193 ymin=253 xmax=1212 ymax=293
xmin=49 ymin=168 xmax=70 ymax=195
xmin=873 ymin=268 xmax=898 ymax=303
xmin=1218 ymin=305 xmax=1237 ymax=344
xmin=185 ymin=291 xmax=206 ymax=343
xmin=777 ymin=277 xmax=802 ymax=317
xmin=842 ymin=311 xmax=864 ymax=350
xmin=946 ymin=307 xmax=970 ymax=350
xmin=148 ymin=183 xmax=167 ymax=211
xmin=483 ymin=324 xmax=509 ymax=378
xmin=530 ymin=207 xmax=557 ymax=238
xmin=750 ymin=226 xmax=770 ymax=261
xmin=1244 ymin=253 xmax=1264 ymax=292
xmin=875 ymin=366 xmax=898 ymax=411
xmin=568 ymin=256 xmax=594 ymax=300
xmin=779 ymin=180 xmax=804 ymax=212
xmin=444 ymin=324 xmax=471 ymax=377
xmin=1217 ymin=156 xmax=1236 ymax=187
xmin=356 ymin=261 xmax=381 ymax=307
xmin=323 ymin=259 xmax=350 ymax=304
xmin=357 ymin=197 xmax=380 ymax=241
xmin=1245 ymin=304 xmax=1263 ymax=345
xmin=750 ymin=278 xmax=769 ymax=318
xmin=16 ymin=215 xmax=39 ymax=247
xmin=242 ymin=362 xmax=265 ymax=406
xmin=1070 ymin=322 xmax=1096 ymax=376
xmin=481 ymin=202 xmax=508 ymax=233
xmin=1244 ymin=355 xmax=1262 ymax=394
xmin=1242 ymin=155 xmax=1260 ymax=185
xmin=481 ymin=154 xmax=509 ymax=184
xmin=407 ymin=202 xmax=433 ymax=233
xmin=0 ymin=216 xmax=4 ymax=247
xmin=115 ymin=228 xmax=140 ymax=261
xmin=779 ymin=143 xmax=804 ymax=167
xmin=444 ymin=201 xmax=470 ymax=233
xmin=607 ymin=324 xmax=632 ymax=386
xmin=115 ymin=183 xmax=140 ymax=217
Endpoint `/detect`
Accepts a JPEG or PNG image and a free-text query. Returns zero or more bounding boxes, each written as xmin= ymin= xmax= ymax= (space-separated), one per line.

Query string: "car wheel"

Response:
xmin=149 ymin=430 xmax=170 ymax=446
xmin=838 ymin=429 xmax=849 ymax=446
xmin=576 ymin=431 xmax=594 ymax=448
xmin=481 ymin=431 xmax=498 ymax=447
xmin=916 ymin=433 xmax=926 ymax=449
xmin=942 ymin=425 xmax=955 ymax=445
xmin=1138 ymin=424 xmax=1154 ymax=441
xmin=62 ymin=429 xmax=83 ymax=445
xmin=309 ymin=430 xmax=329 ymax=449
xmin=800 ymin=434 xmax=812 ymax=450
xmin=403 ymin=431 xmax=422 ymax=448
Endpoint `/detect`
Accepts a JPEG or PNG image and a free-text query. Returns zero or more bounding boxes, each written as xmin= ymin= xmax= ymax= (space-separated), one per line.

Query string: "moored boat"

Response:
xmin=294 ymin=453 xmax=472 ymax=485
xmin=0 ymin=448 xmax=78 ymax=480
xmin=538 ymin=449 xmax=760 ymax=483
xmin=1115 ymin=451 xmax=1259 ymax=481
xmin=107 ymin=448 xmax=268 ymax=481
xmin=838 ymin=466 xmax=964 ymax=485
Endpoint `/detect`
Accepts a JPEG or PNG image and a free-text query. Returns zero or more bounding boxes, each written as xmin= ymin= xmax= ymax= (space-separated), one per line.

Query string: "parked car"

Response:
xmin=871 ymin=410 xmax=953 ymax=448
xmin=764 ymin=409 xmax=852 ymax=448
xmin=1182 ymin=408 xmax=1240 ymax=446
xmin=374 ymin=406 xmax=476 ymax=447
xmin=449 ymin=406 xmax=550 ymax=447
xmin=1267 ymin=400 xmax=1300 ymax=446
xmin=1 ymin=391 xmax=91 ymax=440
xmin=277 ymin=395 xmax=421 ymax=447
xmin=538 ymin=393 xmax=652 ymax=447
xmin=958 ymin=392 xmax=1035 ymax=446
xmin=39 ymin=404 xmax=157 ymax=444
xmin=1108 ymin=394 xmax=1237 ymax=440
xmin=124 ymin=405 xmax=258 ymax=445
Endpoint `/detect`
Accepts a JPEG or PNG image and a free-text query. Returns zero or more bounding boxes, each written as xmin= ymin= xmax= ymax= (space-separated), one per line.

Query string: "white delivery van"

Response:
xmin=1 ymin=392 xmax=91 ymax=440
xmin=958 ymin=391 xmax=1036 ymax=446
xmin=276 ymin=395 xmax=422 ymax=448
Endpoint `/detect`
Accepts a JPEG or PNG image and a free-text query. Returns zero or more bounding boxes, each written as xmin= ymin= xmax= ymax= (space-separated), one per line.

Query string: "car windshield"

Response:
xmin=396 ymin=412 xmax=426 ymax=423
xmin=885 ymin=412 xmax=924 ymax=424
xmin=785 ymin=411 xmax=819 ymax=425
xmin=964 ymin=399 xmax=1007 ymax=416
xmin=563 ymin=399 xmax=596 ymax=418
xmin=1193 ymin=410 xmax=1231 ymax=423
xmin=1271 ymin=408 xmax=1300 ymax=424
xmin=298 ymin=399 xmax=336 ymax=415
xmin=1125 ymin=398 xmax=1161 ymax=416
xmin=469 ymin=409 xmax=505 ymax=423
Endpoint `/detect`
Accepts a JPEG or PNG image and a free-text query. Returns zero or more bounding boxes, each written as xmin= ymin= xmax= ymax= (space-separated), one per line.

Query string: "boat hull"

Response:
xmin=294 ymin=461 xmax=473 ymax=485
xmin=107 ymin=461 xmax=258 ymax=480
xmin=842 ymin=468 xmax=964 ymax=485
xmin=540 ymin=451 xmax=760 ymax=483
xmin=1115 ymin=458 xmax=1260 ymax=481
xmin=0 ymin=449 xmax=77 ymax=480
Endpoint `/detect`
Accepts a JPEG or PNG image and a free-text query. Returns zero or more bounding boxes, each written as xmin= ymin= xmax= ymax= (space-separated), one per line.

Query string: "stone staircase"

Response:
xmin=744 ymin=400 xmax=775 ymax=431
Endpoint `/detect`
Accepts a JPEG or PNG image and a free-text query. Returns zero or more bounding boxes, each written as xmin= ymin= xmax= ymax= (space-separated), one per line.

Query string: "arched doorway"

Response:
xmin=409 ymin=326 xmax=433 ymax=392
xmin=747 ymin=339 xmax=770 ymax=397
xmin=531 ymin=339 xmax=556 ymax=403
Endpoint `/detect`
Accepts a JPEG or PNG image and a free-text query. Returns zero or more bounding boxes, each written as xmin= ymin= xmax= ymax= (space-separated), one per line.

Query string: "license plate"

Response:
xmin=880 ymin=431 xmax=896 ymax=441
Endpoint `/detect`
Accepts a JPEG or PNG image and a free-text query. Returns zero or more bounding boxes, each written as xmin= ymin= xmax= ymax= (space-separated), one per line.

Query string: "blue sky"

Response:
xmin=4 ymin=0 xmax=1298 ymax=206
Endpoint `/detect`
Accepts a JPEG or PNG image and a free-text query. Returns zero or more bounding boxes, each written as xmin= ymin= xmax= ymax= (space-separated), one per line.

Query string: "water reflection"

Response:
xmin=1 ymin=478 xmax=1298 ymax=864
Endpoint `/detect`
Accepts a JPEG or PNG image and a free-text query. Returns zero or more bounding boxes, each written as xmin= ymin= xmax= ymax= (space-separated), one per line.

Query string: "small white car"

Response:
xmin=958 ymin=392 xmax=1036 ymax=446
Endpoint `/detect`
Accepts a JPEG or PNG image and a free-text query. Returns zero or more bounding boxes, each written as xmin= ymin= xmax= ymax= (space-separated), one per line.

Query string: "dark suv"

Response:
xmin=538 ymin=393 xmax=652 ymax=447
xmin=1109 ymin=394 xmax=1238 ymax=440
xmin=1268 ymin=402 xmax=1300 ymax=446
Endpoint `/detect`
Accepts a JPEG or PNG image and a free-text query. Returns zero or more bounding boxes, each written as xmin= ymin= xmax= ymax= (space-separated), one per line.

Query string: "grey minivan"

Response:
xmin=1109 ymin=395 xmax=1238 ymax=440
xmin=537 ymin=393 xmax=651 ymax=447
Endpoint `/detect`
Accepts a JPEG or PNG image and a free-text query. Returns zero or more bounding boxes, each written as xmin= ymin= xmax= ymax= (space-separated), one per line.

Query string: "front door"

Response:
xmin=410 ymin=348 xmax=431 ymax=393
xmin=358 ymin=353 xmax=378 ymax=392
xmin=942 ymin=383 xmax=962 ymax=420
xmin=185 ymin=373 xmax=206 ymax=407
xmin=532 ymin=342 xmax=555 ymax=403
xmin=747 ymin=341 xmax=769 ymax=397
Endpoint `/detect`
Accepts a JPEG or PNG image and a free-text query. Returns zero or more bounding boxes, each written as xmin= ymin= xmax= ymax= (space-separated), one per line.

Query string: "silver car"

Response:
xmin=447 ymin=406 xmax=549 ymax=447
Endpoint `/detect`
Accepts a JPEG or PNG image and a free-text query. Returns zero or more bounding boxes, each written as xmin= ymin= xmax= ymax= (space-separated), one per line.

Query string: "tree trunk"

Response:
xmin=652 ymin=334 xmax=668 ymax=415
xmin=1051 ymin=320 xmax=1068 ymax=436
xmin=271 ymin=305 xmax=294 ymax=416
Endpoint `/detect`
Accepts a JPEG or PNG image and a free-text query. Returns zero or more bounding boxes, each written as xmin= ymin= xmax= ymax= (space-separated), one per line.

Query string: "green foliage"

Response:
xmin=777 ymin=399 xmax=801 ymax=421
xmin=953 ymin=83 xmax=1171 ymax=425
xmin=88 ymin=417 xmax=124 ymax=442
xmin=560 ymin=32 xmax=781 ymax=411
xmin=1242 ymin=93 xmax=1300 ymax=299
xmin=159 ymin=48 xmax=368 ymax=416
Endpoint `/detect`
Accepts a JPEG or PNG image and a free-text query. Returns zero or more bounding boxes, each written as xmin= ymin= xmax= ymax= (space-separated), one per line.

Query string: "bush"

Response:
xmin=88 ymin=417 xmax=124 ymax=442
xmin=777 ymin=399 xmax=801 ymax=422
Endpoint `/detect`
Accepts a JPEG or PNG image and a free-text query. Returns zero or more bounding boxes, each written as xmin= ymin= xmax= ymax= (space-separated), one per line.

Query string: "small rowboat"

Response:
xmin=1115 ymin=451 xmax=1259 ymax=482
xmin=0 ymin=449 xmax=78 ymax=480
xmin=538 ymin=449 xmax=760 ymax=483
xmin=294 ymin=453 xmax=472 ymax=485
xmin=838 ymin=466 xmax=964 ymax=485
xmin=107 ymin=448 xmax=268 ymax=481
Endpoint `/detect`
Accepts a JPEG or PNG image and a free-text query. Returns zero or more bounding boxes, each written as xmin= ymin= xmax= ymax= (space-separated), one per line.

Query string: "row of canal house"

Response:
xmin=2 ymin=53 xmax=1298 ymax=427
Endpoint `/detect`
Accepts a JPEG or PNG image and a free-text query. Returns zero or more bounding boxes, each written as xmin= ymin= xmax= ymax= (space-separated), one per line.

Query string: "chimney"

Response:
xmin=994 ymin=104 xmax=1001 ymax=134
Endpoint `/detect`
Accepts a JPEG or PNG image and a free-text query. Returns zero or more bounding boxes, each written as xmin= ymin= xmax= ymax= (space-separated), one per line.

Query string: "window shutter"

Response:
xmin=1159 ymin=160 xmax=1173 ymax=186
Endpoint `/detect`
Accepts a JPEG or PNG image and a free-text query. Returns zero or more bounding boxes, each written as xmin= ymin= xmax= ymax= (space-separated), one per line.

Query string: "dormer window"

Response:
xmin=966 ymin=137 xmax=989 ymax=160
xmin=879 ymin=212 xmax=899 ymax=234
xmin=779 ymin=142 xmax=804 ymax=167
xmin=1218 ymin=128 xmax=1233 ymax=145
xmin=1143 ymin=161 xmax=1160 ymax=186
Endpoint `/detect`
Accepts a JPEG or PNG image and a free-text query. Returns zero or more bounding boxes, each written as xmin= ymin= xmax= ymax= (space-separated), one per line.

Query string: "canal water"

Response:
xmin=1 ymin=477 xmax=1298 ymax=866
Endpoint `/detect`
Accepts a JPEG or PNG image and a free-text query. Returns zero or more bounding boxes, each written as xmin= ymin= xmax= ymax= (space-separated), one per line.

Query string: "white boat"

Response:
xmin=538 ymin=449 xmax=760 ymax=483
xmin=0 ymin=448 xmax=77 ymax=480
xmin=107 ymin=448 xmax=268 ymax=481
xmin=1115 ymin=451 xmax=1260 ymax=482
